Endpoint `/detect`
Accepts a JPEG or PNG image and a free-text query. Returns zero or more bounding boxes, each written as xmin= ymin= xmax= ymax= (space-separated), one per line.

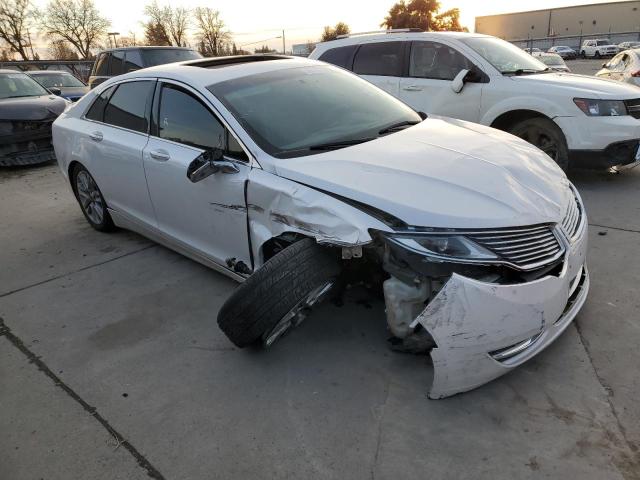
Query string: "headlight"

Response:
xmin=384 ymin=233 xmax=499 ymax=262
xmin=573 ymin=98 xmax=627 ymax=117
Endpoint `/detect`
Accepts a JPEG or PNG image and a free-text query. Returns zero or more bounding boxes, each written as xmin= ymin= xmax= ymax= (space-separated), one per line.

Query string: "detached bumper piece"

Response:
xmin=568 ymin=138 xmax=640 ymax=169
xmin=0 ymin=119 xmax=56 ymax=167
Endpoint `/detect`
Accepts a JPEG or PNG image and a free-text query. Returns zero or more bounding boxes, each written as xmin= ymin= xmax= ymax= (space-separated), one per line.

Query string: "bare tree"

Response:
xmin=193 ymin=7 xmax=229 ymax=56
xmin=48 ymin=39 xmax=79 ymax=59
xmin=0 ymin=0 xmax=38 ymax=60
xmin=40 ymin=0 xmax=110 ymax=59
xmin=143 ymin=1 xmax=189 ymax=47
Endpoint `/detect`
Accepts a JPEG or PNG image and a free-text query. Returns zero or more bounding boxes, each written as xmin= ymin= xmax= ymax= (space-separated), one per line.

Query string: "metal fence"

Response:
xmin=0 ymin=60 xmax=94 ymax=82
xmin=511 ymin=31 xmax=640 ymax=53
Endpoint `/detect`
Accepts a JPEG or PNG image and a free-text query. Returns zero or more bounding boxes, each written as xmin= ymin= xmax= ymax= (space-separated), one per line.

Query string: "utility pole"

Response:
xmin=282 ymin=30 xmax=286 ymax=54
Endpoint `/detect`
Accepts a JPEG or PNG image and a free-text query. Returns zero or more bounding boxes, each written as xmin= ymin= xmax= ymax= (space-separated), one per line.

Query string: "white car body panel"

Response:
xmin=53 ymin=57 xmax=590 ymax=398
xmin=596 ymin=49 xmax=640 ymax=88
xmin=310 ymin=32 xmax=640 ymax=165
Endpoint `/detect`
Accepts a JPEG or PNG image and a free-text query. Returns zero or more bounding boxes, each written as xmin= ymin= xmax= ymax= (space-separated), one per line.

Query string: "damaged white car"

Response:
xmin=52 ymin=55 xmax=589 ymax=398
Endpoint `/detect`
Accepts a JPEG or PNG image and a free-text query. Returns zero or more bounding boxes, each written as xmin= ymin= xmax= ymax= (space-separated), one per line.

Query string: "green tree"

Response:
xmin=381 ymin=0 xmax=466 ymax=32
xmin=320 ymin=22 xmax=350 ymax=42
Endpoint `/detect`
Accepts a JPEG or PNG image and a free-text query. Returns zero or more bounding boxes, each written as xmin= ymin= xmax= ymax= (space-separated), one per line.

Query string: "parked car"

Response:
xmin=310 ymin=31 xmax=640 ymax=170
xmin=53 ymin=55 xmax=589 ymax=399
xmin=28 ymin=70 xmax=89 ymax=102
xmin=0 ymin=70 xmax=68 ymax=167
xmin=533 ymin=52 xmax=571 ymax=72
xmin=618 ymin=41 xmax=640 ymax=50
xmin=547 ymin=45 xmax=577 ymax=59
xmin=523 ymin=47 xmax=542 ymax=54
xmin=580 ymin=39 xmax=618 ymax=58
xmin=88 ymin=46 xmax=202 ymax=89
xmin=596 ymin=49 xmax=640 ymax=87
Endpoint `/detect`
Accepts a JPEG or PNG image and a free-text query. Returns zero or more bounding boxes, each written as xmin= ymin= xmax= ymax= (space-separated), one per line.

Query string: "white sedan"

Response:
xmin=53 ymin=56 xmax=589 ymax=398
xmin=596 ymin=49 xmax=640 ymax=87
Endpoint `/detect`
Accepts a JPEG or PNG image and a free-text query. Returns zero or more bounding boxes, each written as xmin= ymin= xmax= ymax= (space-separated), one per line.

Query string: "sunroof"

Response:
xmin=185 ymin=55 xmax=292 ymax=69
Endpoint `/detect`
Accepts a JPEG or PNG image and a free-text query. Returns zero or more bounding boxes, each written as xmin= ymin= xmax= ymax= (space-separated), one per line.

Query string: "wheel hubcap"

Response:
xmin=262 ymin=280 xmax=334 ymax=348
xmin=517 ymin=126 xmax=559 ymax=161
xmin=76 ymin=171 xmax=104 ymax=224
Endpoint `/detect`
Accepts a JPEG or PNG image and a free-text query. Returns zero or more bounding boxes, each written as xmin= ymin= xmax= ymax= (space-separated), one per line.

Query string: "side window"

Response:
xmin=123 ymin=50 xmax=144 ymax=73
xmin=110 ymin=51 xmax=125 ymax=76
xmin=158 ymin=84 xmax=225 ymax=150
xmin=103 ymin=81 xmax=153 ymax=133
xmin=227 ymin=133 xmax=248 ymax=161
xmin=94 ymin=53 xmax=110 ymax=76
xmin=318 ymin=45 xmax=357 ymax=69
xmin=85 ymin=85 xmax=116 ymax=122
xmin=409 ymin=41 xmax=473 ymax=80
xmin=353 ymin=42 xmax=404 ymax=77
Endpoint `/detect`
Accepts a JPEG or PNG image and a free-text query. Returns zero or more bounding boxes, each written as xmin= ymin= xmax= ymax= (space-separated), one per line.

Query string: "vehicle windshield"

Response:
xmin=596 ymin=40 xmax=612 ymax=46
xmin=538 ymin=55 xmax=565 ymax=66
xmin=32 ymin=72 xmax=85 ymax=88
xmin=0 ymin=73 xmax=49 ymax=99
xmin=208 ymin=65 xmax=422 ymax=158
xmin=462 ymin=37 xmax=548 ymax=74
xmin=556 ymin=46 xmax=571 ymax=51
xmin=141 ymin=49 xmax=202 ymax=67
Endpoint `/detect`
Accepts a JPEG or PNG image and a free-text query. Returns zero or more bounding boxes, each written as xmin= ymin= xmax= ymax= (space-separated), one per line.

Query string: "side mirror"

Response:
xmin=451 ymin=69 xmax=470 ymax=94
xmin=602 ymin=62 xmax=608 ymax=68
xmin=48 ymin=87 xmax=62 ymax=96
xmin=417 ymin=111 xmax=427 ymax=120
xmin=186 ymin=148 xmax=239 ymax=183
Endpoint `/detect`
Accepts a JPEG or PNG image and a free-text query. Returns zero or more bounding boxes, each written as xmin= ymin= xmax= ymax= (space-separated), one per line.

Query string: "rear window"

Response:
xmin=103 ymin=81 xmax=153 ymax=133
xmin=85 ymin=85 xmax=116 ymax=121
xmin=94 ymin=53 xmax=110 ymax=76
xmin=140 ymin=49 xmax=202 ymax=67
xmin=318 ymin=45 xmax=357 ymax=69
xmin=353 ymin=42 xmax=404 ymax=77
xmin=124 ymin=50 xmax=144 ymax=72
xmin=110 ymin=51 xmax=125 ymax=76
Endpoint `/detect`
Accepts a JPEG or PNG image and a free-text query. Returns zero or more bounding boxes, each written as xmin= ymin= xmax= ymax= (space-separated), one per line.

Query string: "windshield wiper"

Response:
xmin=502 ymin=68 xmax=551 ymax=76
xmin=308 ymin=137 xmax=375 ymax=151
xmin=378 ymin=120 xmax=422 ymax=135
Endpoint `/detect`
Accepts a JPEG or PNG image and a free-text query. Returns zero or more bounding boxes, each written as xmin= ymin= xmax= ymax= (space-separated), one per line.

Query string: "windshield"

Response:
xmin=208 ymin=65 xmax=421 ymax=158
xmin=596 ymin=40 xmax=612 ymax=46
xmin=141 ymin=49 xmax=202 ymax=67
xmin=32 ymin=72 xmax=85 ymax=88
xmin=462 ymin=37 xmax=548 ymax=74
xmin=538 ymin=55 xmax=565 ymax=66
xmin=0 ymin=73 xmax=49 ymax=99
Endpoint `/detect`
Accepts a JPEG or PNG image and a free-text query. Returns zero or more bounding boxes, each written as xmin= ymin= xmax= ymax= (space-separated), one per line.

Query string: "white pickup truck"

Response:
xmin=311 ymin=31 xmax=640 ymax=170
xmin=580 ymin=39 xmax=619 ymax=58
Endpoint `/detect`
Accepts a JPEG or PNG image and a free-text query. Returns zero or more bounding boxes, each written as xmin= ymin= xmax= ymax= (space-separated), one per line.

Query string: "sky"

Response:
xmin=31 ymin=0 xmax=622 ymax=51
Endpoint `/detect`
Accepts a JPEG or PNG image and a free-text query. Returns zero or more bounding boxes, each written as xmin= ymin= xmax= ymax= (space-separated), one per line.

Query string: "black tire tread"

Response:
xmin=217 ymin=238 xmax=340 ymax=347
xmin=509 ymin=117 xmax=569 ymax=171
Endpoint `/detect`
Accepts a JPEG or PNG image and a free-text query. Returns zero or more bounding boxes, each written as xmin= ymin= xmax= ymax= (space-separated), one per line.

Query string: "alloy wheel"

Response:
xmin=76 ymin=170 xmax=105 ymax=225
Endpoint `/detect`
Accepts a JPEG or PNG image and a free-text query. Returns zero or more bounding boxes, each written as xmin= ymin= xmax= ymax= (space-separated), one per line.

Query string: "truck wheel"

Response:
xmin=595 ymin=51 xmax=601 ymax=58
xmin=510 ymin=117 xmax=569 ymax=171
xmin=71 ymin=164 xmax=115 ymax=232
xmin=217 ymin=238 xmax=341 ymax=348
xmin=581 ymin=50 xmax=586 ymax=58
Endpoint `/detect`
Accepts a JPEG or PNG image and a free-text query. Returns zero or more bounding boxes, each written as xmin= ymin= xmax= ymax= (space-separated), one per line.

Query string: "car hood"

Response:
xmin=0 ymin=95 xmax=67 ymax=121
xmin=274 ymin=118 xmax=572 ymax=229
xmin=508 ymin=72 xmax=640 ymax=99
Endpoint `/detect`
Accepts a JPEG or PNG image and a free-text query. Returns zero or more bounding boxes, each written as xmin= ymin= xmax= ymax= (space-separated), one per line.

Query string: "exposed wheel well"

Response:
xmin=490 ymin=110 xmax=550 ymax=132
xmin=260 ymin=232 xmax=312 ymax=263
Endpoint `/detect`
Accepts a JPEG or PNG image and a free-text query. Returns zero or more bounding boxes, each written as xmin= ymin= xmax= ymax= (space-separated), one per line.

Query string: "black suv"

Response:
xmin=88 ymin=46 xmax=202 ymax=89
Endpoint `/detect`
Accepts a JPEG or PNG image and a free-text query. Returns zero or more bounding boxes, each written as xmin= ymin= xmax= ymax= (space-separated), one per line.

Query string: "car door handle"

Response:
xmin=89 ymin=131 xmax=103 ymax=142
xmin=402 ymin=85 xmax=423 ymax=91
xmin=149 ymin=150 xmax=170 ymax=162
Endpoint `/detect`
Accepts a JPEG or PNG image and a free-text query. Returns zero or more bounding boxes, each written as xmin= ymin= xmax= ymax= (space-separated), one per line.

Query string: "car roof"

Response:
xmin=97 ymin=46 xmax=197 ymax=53
xmin=28 ymin=70 xmax=72 ymax=75
xmin=314 ymin=31 xmax=491 ymax=49
xmin=0 ymin=69 xmax=27 ymax=74
xmin=109 ymin=55 xmax=321 ymax=89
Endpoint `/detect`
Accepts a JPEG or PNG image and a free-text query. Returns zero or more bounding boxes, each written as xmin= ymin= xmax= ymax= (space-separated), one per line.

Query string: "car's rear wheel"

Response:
xmin=595 ymin=51 xmax=601 ymax=58
xmin=509 ymin=117 xmax=569 ymax=171
xmin=71 ymin=164 xmax=115 ymax=231
xmin=217 ymin=238 xmax=341 ymax=348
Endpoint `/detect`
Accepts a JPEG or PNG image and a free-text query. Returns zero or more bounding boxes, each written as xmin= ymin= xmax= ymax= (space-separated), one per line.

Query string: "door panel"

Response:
xmin=398 ymin=41 xmax=483 ymax=122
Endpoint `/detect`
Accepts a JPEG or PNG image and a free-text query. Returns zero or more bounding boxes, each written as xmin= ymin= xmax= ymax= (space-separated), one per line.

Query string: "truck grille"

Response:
xmin=467 ymin=225 xmax=563 ymax=270
xmin=624 ymin=99 xmax=640 ymax=119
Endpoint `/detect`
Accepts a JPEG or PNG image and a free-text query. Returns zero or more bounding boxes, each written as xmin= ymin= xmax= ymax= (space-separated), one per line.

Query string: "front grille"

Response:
xmin=561 ymin=193 xmax=582 ymax=242
xmin=625 ymin=99 xmax=640 ymax=119
xmin=466 ymin=225 xmax=563 ymax=270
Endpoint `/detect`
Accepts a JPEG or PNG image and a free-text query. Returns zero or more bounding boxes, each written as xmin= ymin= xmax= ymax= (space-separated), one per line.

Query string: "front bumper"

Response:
xmin=0 ymin=119 xmax=56 ymax=167
xmin=568 ymin=139 xmax=640 ymax=169
xmin=411 ymin=223 xmax=589 ymax=399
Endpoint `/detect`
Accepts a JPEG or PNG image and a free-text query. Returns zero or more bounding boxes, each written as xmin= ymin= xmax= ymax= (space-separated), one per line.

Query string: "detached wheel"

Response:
xmin=217 ymin=238 xmax=341 ymax=348
xmin=509 ymin=117 xmax=569 ymax=171
xmin=71 ymin=164 xmax=115 ymax=231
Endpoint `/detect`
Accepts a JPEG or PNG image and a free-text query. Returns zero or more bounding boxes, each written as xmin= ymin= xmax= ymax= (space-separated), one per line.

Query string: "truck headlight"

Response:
xmin=383 ymin=233 xmax=499 ymax=262
xmin=573 ymin=98 xmax=627 ymax=117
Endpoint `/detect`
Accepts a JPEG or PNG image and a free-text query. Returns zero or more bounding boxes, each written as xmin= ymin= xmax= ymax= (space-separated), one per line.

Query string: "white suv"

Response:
xmin=310 ymin=32 xmax=640 ymax=170
xmin=580 ymin=39 xmax=619 ymax=58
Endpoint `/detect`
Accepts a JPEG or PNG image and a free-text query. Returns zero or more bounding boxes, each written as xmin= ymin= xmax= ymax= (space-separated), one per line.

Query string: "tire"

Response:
xmin=217 ymin=238 xmax=341 ymax=348
xmin=581 ymin=50 xmax=586 ymax=58
xmin=71 ymin=164 xmax=115 ymax=232
xmin=595 ymin=51 xmax=601 ymax=58
xmin=509 ymin=117 xmax=570 ymax=171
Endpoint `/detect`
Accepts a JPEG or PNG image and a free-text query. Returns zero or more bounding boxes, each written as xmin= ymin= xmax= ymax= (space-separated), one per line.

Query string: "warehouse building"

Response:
xmin=475 ymin=1 xmax=640 ymax=40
